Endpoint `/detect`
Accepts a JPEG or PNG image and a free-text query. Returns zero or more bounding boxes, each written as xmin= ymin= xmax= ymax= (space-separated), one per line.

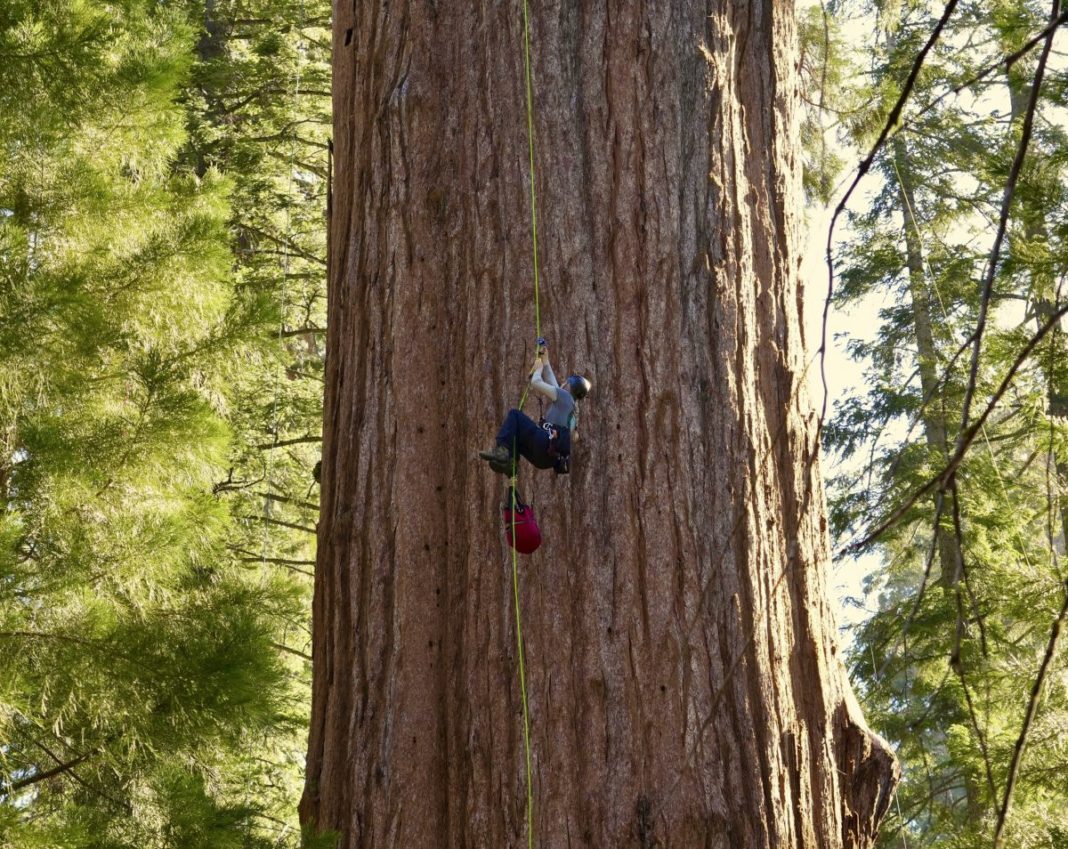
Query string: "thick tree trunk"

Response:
xmin=301 ymin=2 xmax=898 ymax=847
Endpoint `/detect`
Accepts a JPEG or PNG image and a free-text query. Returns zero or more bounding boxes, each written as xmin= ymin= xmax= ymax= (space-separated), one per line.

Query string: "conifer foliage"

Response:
xmin=820 ymin=1 xmax=1068 ymax=846
xmin=0 ymin=1 xmax=329 ymax=846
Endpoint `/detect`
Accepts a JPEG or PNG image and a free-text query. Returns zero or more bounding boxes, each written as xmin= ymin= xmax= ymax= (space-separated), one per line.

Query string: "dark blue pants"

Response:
xmin=496 ymin=409 xmax=558 ymax=470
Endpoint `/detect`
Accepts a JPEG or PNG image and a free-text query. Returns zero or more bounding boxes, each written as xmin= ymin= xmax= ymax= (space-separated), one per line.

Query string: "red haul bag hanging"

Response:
xmin=501 ymin=486 xmax=541 ymax=554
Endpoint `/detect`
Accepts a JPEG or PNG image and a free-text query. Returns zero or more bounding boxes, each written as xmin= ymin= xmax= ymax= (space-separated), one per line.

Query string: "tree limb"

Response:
xmin=255 ymin=434 xmax=322 ymax=450
xmin=993 ymin=581 xmax=1068 ymax=848
xmin=847 ymin=302 xmax=1068 ymax=553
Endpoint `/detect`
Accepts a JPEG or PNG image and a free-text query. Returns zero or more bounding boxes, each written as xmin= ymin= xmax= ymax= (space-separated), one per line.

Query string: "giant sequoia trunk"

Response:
xmin=301 ymin=2 xmax=898 ymax=846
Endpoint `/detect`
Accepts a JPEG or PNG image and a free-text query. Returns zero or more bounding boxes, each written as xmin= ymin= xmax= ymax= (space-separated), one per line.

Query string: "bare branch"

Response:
xmin=229 ymin=545 xmax=315 ymax=577
xmin=272 ymin=641 xmax=312 ymax=662
xmin=244 ymin=515 xmax=317 ymax=535
xmin=847 ymin=303 xmax=1068 ymax=553
xmin=956 ymin=0 xmax=1057 ymax=441
xmin=993 ymin=582 xmax=1068 ymax=847
xmin=254 ymin=491 xmax=320 ymax=511
xmin=5 ymin=746 xmax=98 ymax=793
xmin=822 ymin=0 xmax=961 ymax=432
xmin=255 ymin=434 xmax=322 ymax=450
xmin=280 ymin=326 xmax=326 ymax=338
xmin=901 ymin=8 xmax=1068 ymax=135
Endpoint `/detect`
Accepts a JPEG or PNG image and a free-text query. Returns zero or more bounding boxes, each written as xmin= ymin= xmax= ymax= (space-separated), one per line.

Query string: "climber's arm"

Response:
xmin=529 ymin=357 xmax=558 ymax=402
xmin=541 ymin=351 xmax=560 ymax=389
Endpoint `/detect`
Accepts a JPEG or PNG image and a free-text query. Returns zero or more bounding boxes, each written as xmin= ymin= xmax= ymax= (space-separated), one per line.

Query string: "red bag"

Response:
xmin=501 ymin=488 xmax=541 ymax=554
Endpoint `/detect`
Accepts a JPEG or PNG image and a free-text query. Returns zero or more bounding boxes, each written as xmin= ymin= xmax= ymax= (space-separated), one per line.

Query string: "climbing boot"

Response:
xmin=488 ymin=458 xmax=513 ymax=475
xmin=478 ymin=444 xmax=511 ymax=465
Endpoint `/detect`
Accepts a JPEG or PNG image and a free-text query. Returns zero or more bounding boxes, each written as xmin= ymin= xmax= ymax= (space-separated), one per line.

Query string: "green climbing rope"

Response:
xmin=509 ymin=2 xmax=542 ymax=846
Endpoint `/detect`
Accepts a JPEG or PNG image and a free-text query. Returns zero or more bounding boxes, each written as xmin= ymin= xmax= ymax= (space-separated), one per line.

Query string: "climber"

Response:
xmin=479 ymin=338 xmax=591 ymax=476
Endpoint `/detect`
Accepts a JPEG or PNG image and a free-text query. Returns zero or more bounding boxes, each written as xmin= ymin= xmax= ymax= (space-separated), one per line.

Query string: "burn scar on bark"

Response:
xmin=636 ymin=794 xmax=656 ymax=849
xmin=834 ymin=688 xmax=899 ymax=849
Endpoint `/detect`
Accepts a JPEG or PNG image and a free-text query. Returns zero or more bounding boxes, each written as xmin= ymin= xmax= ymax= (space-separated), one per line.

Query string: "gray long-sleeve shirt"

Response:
xmin=531 ymin=359 xmax=577 ymax=431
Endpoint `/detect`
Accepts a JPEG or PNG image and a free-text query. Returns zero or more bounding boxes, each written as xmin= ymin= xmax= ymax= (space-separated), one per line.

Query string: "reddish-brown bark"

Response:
xmin=301 ymin=2 xmax=898 ymax=847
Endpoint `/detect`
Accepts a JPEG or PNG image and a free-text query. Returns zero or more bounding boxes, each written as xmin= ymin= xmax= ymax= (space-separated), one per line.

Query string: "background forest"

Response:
xmin=811 ymin=1 xmax=1068 ymax=847
xmin=0 ymin=1 xmax=1065 ymax=848
xmin=1 ymin=0 xmax=329 ymax=845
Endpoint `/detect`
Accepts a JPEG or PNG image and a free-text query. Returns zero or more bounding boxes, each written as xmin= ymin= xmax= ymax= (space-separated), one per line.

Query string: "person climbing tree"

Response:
xmin=479 ymin=338 xmax=590 ymax=476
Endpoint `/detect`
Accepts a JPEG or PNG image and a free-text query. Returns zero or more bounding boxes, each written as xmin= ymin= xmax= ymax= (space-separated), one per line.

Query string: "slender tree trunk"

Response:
xmin=889 ymin=137 xmax=964 ymax=588
xmin=302 ymin=2 xmax=897 ymax=847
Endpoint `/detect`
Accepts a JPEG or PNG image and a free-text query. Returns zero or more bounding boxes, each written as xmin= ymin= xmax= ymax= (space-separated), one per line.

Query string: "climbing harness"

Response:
xmin=540 ymin=420 xmax=560 ymax=451
xmin=539 ymin=419 xmax=571 ymax=475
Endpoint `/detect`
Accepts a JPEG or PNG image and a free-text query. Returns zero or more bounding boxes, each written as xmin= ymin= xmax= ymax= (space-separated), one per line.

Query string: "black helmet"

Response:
xmin=567 ymin=375 xmax=591 ymax=400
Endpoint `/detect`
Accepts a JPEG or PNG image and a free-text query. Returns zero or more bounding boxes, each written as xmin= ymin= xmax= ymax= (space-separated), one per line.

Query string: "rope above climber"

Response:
xmin=479 ymin=337 xmax=591 ymax=476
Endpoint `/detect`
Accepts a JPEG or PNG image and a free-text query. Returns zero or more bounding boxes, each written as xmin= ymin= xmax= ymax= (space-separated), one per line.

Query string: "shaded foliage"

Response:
xmin=0 ymin=0 xmax=329 ymax=845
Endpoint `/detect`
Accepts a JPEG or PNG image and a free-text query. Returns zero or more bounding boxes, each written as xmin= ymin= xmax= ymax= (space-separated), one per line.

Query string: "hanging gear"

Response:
xmin=501 ymin=485 xmax=541 ymax=554
xmin=538 ymin=419 xmax=571 ymax=474
xmin=566 ymin=374 xmax=591 ymax=400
